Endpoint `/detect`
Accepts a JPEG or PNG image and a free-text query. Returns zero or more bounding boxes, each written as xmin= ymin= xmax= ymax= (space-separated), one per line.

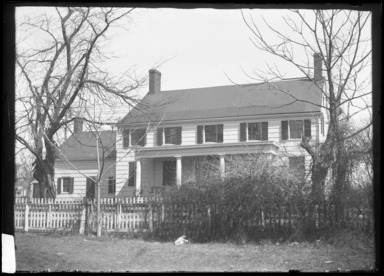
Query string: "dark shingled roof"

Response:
xmin=58 ymin=131 xmax=116 ymax=161
xmin=118 ymin=78 xmax=323 ymax=125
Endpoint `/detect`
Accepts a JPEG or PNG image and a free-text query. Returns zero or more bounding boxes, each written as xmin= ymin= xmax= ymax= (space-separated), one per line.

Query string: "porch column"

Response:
xmin=219 ymin=154 xmax=225 ymax=180
xmin=175 ymin=156 xmax=182 ymax=188
xmin=135 ymin=159 xmax=141 ymax=196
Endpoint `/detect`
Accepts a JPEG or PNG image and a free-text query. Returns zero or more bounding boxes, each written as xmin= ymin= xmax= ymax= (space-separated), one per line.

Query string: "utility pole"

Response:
xmin=96 ymin=134 xmax=102 ymax=237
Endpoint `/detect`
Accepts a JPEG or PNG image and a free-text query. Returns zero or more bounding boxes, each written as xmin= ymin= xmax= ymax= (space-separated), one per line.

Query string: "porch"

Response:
xmin=132 ymin=141 xmax=280 ymax=195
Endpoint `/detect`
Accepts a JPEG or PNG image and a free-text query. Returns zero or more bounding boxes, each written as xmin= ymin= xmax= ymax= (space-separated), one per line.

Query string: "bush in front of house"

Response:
xmin=151 ymin=154 xmax=312 ymax=243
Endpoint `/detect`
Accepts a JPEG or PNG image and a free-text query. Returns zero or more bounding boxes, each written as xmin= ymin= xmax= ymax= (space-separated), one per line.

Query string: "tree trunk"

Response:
xmin=332 ymin=137 xmax=349 ymax=225
xmin=32 ymin=135 xmax=57 ymax=198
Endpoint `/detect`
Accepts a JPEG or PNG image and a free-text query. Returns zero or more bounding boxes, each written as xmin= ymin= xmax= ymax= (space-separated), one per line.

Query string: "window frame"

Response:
xmin=240 ymin=121 xmax=268 ymax=142
xmin=281 ymin=119 xmax=311 ymax=140
xmin=57 ymin=177 xmax=74 ymax=194
xmin=197 ymin=124 xmax=224 ymax=144
xmin=130 ymin=128 xmax=147 ymax=147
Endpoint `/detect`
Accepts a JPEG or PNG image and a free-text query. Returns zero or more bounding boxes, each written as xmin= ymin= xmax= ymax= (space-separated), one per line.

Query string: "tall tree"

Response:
xmin=242 ymin=9 xmax=372 ymax=216
xmin=16 ymin=7 xmax=146 ymax=198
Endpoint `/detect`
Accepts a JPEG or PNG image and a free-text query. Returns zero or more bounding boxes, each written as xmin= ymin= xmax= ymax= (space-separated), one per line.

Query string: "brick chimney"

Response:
xmin=314 ymin=53 xmax=323 ymax=81
xmin=148 ymin=69 xmax=161 ymax=94
xmin=74 ymin=118 xmax=83 ymax=134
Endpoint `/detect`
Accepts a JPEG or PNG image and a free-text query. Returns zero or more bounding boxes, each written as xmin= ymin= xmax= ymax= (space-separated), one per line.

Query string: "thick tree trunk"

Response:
xmin=332 ymin=138 xmax=349 ymax=225
xmin=32 ymin=135 xmax=57 ymax=198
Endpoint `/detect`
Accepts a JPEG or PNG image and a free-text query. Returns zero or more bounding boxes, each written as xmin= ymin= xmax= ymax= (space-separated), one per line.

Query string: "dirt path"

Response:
xmin=15 ymin=232 xmax=375 ymax=272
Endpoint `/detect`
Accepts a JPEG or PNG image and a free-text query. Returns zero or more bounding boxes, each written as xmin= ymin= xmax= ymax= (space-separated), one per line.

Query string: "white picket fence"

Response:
xmin=14 ymin=196 xmax=162 ymax=233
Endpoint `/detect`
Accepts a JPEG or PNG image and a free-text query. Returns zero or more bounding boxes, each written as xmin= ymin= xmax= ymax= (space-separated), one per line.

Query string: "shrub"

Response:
xmin=152 ymin=154 xmax=311 ymax=243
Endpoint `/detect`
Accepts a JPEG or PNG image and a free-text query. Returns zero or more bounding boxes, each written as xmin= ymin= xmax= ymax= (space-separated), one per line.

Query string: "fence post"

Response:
xmin=116 ymin=203 xmax=121 ymax=231
xmin=207 ymin=205 xmax=211 ymax=233
xmin=47 ymin=204 xmax=52 ymax=229
xmin=149 ymin=204 xmax=153 ymax=232
xmin=161 ymin=204 xmax=165 ymax=222
xmin=79 ymin=205 xmax=86 ymax=235
xmin=24 ymin=203 xmax=29 ymax=232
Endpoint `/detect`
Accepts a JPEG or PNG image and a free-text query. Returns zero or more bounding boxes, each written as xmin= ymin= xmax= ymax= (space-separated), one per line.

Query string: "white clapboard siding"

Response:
xmin=146 ymin=130 xmax=155 ymax=147
xmin=223 ymin=122 xmax=239 ymax=143
xmin=181 ymin=124 xmax=197 ymax=145
xmin=267 ymin=120 xmax=281 ymax=143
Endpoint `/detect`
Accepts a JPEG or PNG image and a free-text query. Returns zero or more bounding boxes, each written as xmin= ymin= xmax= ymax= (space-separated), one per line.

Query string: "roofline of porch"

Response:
xmin=134 ymin=141 xmax=280 ymax=159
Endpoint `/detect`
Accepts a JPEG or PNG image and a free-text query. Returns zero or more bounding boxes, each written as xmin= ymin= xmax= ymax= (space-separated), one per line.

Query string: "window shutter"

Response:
xmin=304 ymin=119 xmax=311 ymax=138
xmin=281 ymin=121 xmax=288 ymax=140
xmin=69 ymin=178 xmax=74 ymax=194
xmin=262 ymin=122 xmax=268 ymax=141
xmin=123 ymin=129 xmax=130 ymax=148
xmin=108 ymin=177 xmax=113 ymax=193
xmin=57 ymin=178 xmax=61 ymax=194
xmin=157 ymin=128 xmax=163 ymax=146
xmin=240 ymin=123 xmax=247 ymax=142
xmin=197 ymin=125 xmax=203 ymax=144
xmin=176 ymin=127 xmax=182 ymax=145
xmin=217 ymin=124 xmax=223 ymax=143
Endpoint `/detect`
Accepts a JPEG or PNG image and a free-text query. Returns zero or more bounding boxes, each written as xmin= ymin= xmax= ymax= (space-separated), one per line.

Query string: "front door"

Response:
xmin=86 ymin=176 xmax=96 ymax=199
xmin=163 ymin=161 xmax=176 ymax=186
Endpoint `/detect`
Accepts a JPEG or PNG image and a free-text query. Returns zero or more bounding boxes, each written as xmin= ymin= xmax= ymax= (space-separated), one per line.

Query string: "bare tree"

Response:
xmin=242 ymin=9 xmax=372 ymax=219
xmin=16 ymin=7 xmax=147 ymax=198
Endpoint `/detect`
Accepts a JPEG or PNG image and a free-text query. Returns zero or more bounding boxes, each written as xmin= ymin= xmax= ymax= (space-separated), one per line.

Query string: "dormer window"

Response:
xmin=157 ymin=127 xmax=182 ymax=146
xmin=281 ymin=119 xmax=311 ymax=140
xmin=197 ymin=124 xmax=223 ymax=144
xmin=240 ymin=122 xmax=268 ymax=142
xmin=122 ymin=128 xmax=147 ymax=148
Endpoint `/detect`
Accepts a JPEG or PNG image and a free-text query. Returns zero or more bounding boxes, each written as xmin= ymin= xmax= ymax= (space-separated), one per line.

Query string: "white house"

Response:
xmin=54 ymin=122 xmax=117 ymax=199
xmin=54 ymin=54 xmax=326 ymax=198
xmin=114 ymin=54 xmax=326 ymax=197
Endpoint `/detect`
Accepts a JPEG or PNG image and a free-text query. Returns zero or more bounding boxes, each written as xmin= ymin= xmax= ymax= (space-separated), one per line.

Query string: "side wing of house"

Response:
xmin=55 ymin=160 xmax=117 ymax=198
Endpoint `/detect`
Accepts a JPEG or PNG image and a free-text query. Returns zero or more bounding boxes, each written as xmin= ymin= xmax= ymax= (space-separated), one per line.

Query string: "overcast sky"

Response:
xmin=15 ymin=6 xmax=372 ymax=124
xmin=16 ymin=7 xmax=311 ymax=91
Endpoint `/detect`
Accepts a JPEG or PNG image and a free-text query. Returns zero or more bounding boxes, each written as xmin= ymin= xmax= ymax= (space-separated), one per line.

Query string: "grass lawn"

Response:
xmin=15 ymin=232 xmax=375 ymax=272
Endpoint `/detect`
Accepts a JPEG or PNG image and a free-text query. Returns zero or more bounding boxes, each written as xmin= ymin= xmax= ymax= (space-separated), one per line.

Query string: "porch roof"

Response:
xmin=134 ymin=141 xmax=280 ymax=159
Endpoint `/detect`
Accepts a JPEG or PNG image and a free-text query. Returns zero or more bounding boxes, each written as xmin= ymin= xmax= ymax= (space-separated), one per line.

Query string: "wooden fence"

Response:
xmin=14 ymin=197 xmax=373 ymax=236
xmin=14 ymin=197 xmax=162 ymax=233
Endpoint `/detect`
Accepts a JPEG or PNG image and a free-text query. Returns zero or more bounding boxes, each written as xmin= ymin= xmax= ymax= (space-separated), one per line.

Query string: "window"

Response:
xmin=86 ymin=176 xmax=96 ymax=199
xmin=128 ymin=162 xmax=136 ymax=187
xmin=57 ymin=177 xmax=74 ymax=194
xmin=131 ymin=128 xmax=146 ymax=147
xmin=289 ymin=156 xmax=305 ymax=179
xmin=157 ymin=127 xmax=182 ymax=145
xmin=240 ymin=122 xmax=268 ymax=141
xmin=321 ymin=116 xmax=324 ymax=135
xmin=63 ymin=178 xmax=70 ymax=192
xmin=289 ymin=120 xmax=304 ymax=139
xmin=163 ymin=161 xmax=176 ymax=186
xmin=108 ymin=177 xmax=116 ymax=194
xmin=197 ymin=124 xmax=223 ymax=144
xmin=281 ymin=119 xmax=311 ymax=140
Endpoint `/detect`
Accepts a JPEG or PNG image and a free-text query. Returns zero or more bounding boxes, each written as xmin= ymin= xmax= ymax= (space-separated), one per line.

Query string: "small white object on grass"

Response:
xmin=174 ymin=235 xmax=189 ymax=245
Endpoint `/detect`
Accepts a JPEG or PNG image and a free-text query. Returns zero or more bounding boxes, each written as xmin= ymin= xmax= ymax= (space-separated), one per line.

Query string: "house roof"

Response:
xmin=118 ymin=78 xmax=323 ymax=126
xmin=57 ymin=131 xmax=116 ymax=161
